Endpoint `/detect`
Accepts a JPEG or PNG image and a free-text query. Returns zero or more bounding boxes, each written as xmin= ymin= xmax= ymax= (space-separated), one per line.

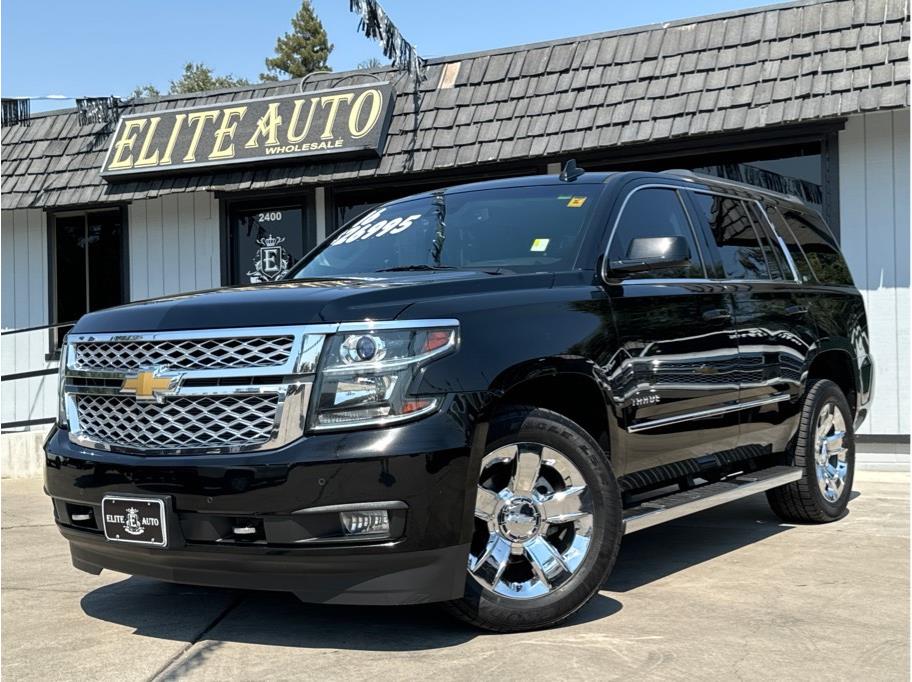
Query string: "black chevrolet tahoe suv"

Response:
xmin=46 ymin=167 xmax=873 ymax=632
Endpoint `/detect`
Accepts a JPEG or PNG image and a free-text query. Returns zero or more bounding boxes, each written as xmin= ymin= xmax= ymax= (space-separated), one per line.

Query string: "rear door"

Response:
xmin=684 ymin=190 xmax=814 ymax=453
xmin=602 ymin=184 xmax=740 ymax=474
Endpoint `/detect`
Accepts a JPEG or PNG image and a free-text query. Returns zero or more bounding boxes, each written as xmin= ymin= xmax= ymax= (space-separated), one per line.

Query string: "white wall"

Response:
xmin=0 ymin=192 xmax=221 ymax=433
xmin=2 ymin=143 xmax=908 ymax=438
xmin=839 ymin=110 xmax=910 ymax=436
xmin=0 ymin=208 xmax=57 ymax=431
xmin=128 ymin=192 xmax=220 ymax=300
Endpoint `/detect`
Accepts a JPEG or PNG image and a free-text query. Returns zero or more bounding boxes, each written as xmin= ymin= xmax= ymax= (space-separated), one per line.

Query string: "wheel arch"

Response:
xmin=483 ymin=357 xmax=617 ymax=458
xmin=806 ymin=347 xmax=858 ymax=417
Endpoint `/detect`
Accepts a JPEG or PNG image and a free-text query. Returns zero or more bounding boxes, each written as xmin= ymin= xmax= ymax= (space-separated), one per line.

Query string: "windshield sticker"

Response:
xmin=530 ymin=238 xmax=550 ymax=252
xmin=331 ymin=212 xmax=424 ymax=245
xmin=567 ymin=196 xmax=587 ymax=208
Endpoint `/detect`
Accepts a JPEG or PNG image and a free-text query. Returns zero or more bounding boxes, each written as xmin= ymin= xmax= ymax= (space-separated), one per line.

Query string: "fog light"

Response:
xmin=340 ymin=509 xmax=390 ymax=536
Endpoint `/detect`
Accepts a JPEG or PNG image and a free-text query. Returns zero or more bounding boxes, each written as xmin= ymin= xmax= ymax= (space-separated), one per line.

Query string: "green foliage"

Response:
xmin=168 ymin=62 xmax=251 ymax=94
xmin=261 ymin=0 xmax=333 ymax=81
xmin=131 ymin=83 xmax=161 ymax=99
xmin=357 ymin=57 xmax=384 ymax=70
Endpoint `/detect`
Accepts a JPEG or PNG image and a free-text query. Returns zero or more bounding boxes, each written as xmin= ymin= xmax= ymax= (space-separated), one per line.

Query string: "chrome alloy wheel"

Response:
xmin=814 ymin=401 xmax=849 ymax=503
xmin=469 ymin=443 xmax=594 ymax=599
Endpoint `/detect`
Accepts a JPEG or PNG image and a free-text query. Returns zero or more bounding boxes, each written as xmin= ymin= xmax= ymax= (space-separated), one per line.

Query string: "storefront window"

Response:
xmin=51 ymin=209 xmax=126 ymax=345
xmin=693 ymin=149 xmax=823 ymax=215
xmin=227 ymin=199 xmax=313 ymax=284
xmin=589 ymin=142 xmax=826 ymax=226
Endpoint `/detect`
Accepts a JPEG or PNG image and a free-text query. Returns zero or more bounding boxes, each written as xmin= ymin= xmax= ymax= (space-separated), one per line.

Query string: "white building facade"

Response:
xmin=2 ymin=0 xmax=909 ymax=472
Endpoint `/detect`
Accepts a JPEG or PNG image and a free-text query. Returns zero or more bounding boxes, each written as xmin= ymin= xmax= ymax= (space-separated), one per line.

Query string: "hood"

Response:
xmin=72 ymin=271 xmax=555 ymax=333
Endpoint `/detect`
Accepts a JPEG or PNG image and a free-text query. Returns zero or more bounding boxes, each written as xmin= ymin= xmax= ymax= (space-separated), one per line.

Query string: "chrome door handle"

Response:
xmin=702 ymin=308 xmax=732 ymax=322
xmin=785 ymin=305 xmax=808 ymax=316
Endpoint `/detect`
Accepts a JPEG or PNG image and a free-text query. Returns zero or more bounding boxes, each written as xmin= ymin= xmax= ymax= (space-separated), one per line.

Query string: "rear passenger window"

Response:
xmin=775 ymin=209 xmax=854 ymax=286
xmin=690 ymin=193 xmax=770 ymax=280
xmin=608 ymin=188 xmax=705 ymax=279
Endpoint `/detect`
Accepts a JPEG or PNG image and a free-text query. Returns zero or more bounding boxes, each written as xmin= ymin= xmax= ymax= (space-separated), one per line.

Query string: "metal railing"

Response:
xmin=1 ymin=321 xmax=74 ymax=431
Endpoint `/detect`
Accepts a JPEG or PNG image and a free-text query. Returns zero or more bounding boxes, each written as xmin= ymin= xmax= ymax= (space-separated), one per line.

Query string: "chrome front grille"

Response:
xmin=75 ymin=394 xmax=280 ymax=450
xmin=62 ymin=326 xmax=331 ymax=455
xmin=73 ymin=336 xmax=294 ymax=371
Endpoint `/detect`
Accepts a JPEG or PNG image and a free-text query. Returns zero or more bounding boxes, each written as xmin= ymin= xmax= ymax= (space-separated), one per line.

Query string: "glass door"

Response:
xmin=227 ymin=199 xmax=313 ymax=284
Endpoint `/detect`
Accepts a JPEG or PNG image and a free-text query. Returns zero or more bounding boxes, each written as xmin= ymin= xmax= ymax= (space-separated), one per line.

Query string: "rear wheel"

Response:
xmin=766 ymin=379 xmax=855 ymax=523
xmin=444 ymin=407 xmax=622 ymax=632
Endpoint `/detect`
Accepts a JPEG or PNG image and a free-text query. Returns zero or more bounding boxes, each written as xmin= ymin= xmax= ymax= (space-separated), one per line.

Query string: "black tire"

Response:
xmin=443 ymin=406 xmax=622 ymax=632
xmin=766 ymin=379 xmax=855 ymax=523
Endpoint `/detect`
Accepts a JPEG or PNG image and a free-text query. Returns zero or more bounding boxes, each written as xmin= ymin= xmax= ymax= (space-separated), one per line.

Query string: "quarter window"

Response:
xmin=607 ymin=188 xmax=704 ymax=279
xmin=690 ymin=193 xmax=770 ymax=280
xmin=748 ymin=204 xmax=790 ymax=281
xmin=774 ymin=209 xmax=853 ymax=286
xmin=768 ymin=209 xmax=815 ymax=283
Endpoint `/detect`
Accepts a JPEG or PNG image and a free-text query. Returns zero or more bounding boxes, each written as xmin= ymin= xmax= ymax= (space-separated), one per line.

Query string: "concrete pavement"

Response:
xmin=2 ymin=471 xmax=908 ymax=681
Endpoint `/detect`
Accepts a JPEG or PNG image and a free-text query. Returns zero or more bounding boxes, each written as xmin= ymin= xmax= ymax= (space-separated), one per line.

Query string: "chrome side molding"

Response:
xmin=628 ymin=392 xmax=790 ymax=433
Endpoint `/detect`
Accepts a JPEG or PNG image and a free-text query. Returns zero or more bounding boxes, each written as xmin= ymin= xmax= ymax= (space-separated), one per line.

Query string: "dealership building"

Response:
xmin=1 ymin=0 xmax=908 ymax=470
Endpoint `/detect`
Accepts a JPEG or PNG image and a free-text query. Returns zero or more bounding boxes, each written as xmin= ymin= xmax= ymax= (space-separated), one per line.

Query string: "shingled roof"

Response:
xmin=2 ymin=0 xmax=908 ymax=210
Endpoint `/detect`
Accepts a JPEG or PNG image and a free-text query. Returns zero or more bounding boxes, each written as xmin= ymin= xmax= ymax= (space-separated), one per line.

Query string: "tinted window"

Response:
xmin=691 ymin=193 xmax=770 ymax=280
xmin=53 ymin=210 xmax=126 ymax=346
xmin=748 ymin=204 xmax=789 ymax=281
xmin=295 ymin=185 xmax=599 ymax=277
xmin=776 ymin=209 xmax=853 ymax=286
xmin=766 ymin=207 xmax=815 ymax=283
xmin=607 ymin=188 xmax=704 ymax=279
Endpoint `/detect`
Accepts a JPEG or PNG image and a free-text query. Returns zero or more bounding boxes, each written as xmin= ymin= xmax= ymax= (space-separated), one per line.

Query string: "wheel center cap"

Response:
xmin=498 ymin=497 xmax=541 ymax=541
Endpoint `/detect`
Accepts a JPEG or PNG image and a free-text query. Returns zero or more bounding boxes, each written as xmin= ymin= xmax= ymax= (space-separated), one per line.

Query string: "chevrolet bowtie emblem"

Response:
xmin=121 ymin=370 xmax=179 ymax=402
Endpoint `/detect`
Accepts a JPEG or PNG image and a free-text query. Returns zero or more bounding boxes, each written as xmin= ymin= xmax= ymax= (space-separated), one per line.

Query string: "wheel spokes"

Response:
xmin=470 ymin=535 xmax=511 ymax=588
xmin=824 ymin=431 xmax=847 ymax=459
xmin=539 ymin=485 xmax=589 ymax=525
xmin=470 ymin=441 xmax=594 ymax=600
xmin=475 ymin=486 xmax=500 ymax=523
xmin=524 ymin=536 xmax=572 ymax=589
xmin=509 ymin=447 xmax=542 ymax=496
xmin=817 ymin=403 xmax=835 ymax=440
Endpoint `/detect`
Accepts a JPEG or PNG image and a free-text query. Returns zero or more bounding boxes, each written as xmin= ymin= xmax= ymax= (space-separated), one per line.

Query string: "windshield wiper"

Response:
xmin=375 ymin=264 xmax=459 ymax=273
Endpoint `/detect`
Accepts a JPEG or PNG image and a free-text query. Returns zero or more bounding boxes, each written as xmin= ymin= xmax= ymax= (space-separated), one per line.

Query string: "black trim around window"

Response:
xmin=218 ymin=190 xmax=316 ymax=286
xmin=45 ymin=205 xmax=130 ymax=354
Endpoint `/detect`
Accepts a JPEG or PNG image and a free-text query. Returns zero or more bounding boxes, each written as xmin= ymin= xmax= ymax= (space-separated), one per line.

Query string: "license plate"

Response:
xmin=101 ymin=496 xmax=168 ymax=547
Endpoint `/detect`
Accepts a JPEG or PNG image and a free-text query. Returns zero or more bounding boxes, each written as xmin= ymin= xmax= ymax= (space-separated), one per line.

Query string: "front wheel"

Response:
xmin=444 ymin=407 xmax=622 ymax=632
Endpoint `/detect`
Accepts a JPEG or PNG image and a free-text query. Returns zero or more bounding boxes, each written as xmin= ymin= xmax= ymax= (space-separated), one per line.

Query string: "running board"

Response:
xmin=623 ymin=465 xmax=803 ymax=535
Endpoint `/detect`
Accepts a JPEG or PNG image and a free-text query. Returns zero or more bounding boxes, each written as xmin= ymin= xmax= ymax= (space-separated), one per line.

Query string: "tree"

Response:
xmin=357 ymin=57 xmax=384 ymax=70
xmin=169 ymin=62 xmax=251 ymax=94
xmin=132 ymin=84 xmax=161 ymax=99
xmin=261 ymin=1 xmax=333 ymax=81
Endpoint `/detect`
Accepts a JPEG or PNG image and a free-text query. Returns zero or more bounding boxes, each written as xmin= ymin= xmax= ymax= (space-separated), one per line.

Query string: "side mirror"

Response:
xmin=607 ymin=235 xmax=692 ymax=275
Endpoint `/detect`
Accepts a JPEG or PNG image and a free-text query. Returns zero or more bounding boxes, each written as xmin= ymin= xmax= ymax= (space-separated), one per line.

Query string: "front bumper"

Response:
xmin=45 ymin=396 xmax=485 ymax=605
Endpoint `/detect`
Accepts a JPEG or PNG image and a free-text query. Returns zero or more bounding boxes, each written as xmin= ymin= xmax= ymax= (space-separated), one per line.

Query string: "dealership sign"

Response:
xmin=101 ymin=82 xmax=394 ymax=178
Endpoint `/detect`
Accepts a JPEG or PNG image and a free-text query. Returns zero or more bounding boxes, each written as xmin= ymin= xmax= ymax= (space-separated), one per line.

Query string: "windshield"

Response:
xmin=293 ymin=185 xmax=600 ymax=278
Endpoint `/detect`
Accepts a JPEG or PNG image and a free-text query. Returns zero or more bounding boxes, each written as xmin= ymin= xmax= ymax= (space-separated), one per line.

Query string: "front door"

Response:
xmin=602 ymin=185 xmax=740 ymax=475
xmin=228 ymin=199 xmax=314 ymax=285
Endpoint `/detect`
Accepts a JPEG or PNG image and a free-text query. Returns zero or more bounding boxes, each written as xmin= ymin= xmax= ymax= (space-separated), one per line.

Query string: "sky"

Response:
xmin=3 ymin=0 xmax=766 ymax=113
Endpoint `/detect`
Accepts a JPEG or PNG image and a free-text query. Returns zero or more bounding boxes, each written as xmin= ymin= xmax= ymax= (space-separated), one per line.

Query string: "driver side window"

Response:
xmin=608 ymin=188 xmax=705 ymax=279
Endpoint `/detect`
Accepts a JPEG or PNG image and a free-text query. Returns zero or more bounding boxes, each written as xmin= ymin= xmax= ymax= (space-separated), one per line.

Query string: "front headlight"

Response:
xmin=309 ymin=321 xmax=458 ymax=430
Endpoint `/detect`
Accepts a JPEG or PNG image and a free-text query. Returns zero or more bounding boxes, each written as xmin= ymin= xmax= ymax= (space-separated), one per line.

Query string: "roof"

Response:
xmin=2 ymin=0 xmax=908 ymax=210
